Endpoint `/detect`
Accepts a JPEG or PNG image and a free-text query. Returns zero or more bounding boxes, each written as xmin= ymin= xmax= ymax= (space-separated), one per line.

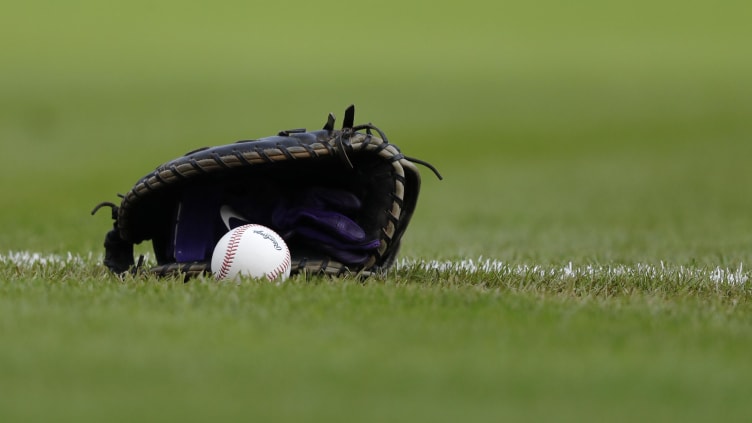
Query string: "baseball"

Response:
xmin=211 ymin=224 xmax=291 ymax=282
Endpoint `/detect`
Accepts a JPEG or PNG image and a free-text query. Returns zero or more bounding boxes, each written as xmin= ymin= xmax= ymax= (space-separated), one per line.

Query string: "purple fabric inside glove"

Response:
xmin=295 ymin=226 xmax=380 ymax=264
xmin=171 ymin=189 xmax=221 ymax=262
xmin=299 ymin=187 xmax=362 ymax=212
xmin=170 ymin=186 xmax=379 ymax=266
xmin=273 ymin=208 xmax=368 ymax=243
xmin=273 ymin=188 xmax=380 ymax=264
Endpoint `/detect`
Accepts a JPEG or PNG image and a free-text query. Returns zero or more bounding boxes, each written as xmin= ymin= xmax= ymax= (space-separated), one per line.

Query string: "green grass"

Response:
xmin=3 ymin=255 xmax=752 ymax=422
xmin=3 ymin=0 xmax=752 ymax=421
xmin=2 ymin=257 xmax=752 ymax=422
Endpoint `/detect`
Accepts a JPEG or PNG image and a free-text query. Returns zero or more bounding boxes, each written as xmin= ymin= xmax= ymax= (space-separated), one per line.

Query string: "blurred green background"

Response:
xmin=3 ymin=2 xmax=752 ymax=422
xmin=2 ymin=0 xmax=751 ymax=264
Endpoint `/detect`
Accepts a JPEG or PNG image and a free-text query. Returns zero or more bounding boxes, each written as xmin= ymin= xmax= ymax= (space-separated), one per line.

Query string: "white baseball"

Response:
xmin=211 ymin=224 xmax=291 ymax=282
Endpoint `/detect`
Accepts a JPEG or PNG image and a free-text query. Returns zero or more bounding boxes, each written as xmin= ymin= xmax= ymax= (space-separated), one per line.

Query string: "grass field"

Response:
xmin=2 ymin=1 xmax=752 ymax=421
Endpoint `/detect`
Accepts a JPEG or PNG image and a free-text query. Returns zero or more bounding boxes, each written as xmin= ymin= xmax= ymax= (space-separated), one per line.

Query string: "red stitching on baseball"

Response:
xmin=217 ymin=225 xmax=249 ymax=280
xmin=266 ymin=248 xmax=291 ymax=281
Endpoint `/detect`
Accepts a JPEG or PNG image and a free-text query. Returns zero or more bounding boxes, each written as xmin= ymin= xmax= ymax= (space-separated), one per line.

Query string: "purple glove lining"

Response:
xmin=273 ymin=207 xmax=367 ymax=243
xmin=170 ymin=187 xmax=380 ymax=266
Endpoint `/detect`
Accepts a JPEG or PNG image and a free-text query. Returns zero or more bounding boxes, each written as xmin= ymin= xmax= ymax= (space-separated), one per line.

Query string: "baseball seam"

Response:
xmin=267 ymin=248 xmax=292 ymax=281
xmin=216 ymin=225 xmax=249 ymax=280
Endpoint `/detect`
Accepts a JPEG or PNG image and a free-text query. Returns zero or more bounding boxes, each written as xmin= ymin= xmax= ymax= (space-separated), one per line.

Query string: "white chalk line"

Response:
xmin=397 ymin=258 xmax=749 ymax=286
xmin=1 ymin=251 xmax=748 ymax=286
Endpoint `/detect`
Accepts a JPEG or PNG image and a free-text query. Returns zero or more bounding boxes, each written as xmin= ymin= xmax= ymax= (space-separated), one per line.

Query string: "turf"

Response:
xmin=2 ymin=0 xmax=752 ymax=421
xmin=3 ymin=256 xmax=752 ymax=422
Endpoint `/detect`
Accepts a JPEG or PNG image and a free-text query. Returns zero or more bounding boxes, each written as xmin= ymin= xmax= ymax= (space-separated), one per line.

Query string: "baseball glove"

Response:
xmin=92 ymin=105 xmax=441 ymax=278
